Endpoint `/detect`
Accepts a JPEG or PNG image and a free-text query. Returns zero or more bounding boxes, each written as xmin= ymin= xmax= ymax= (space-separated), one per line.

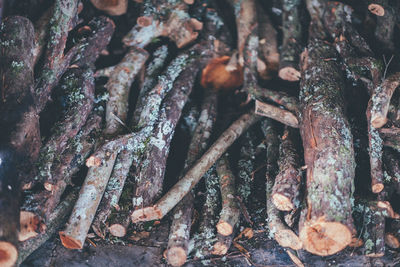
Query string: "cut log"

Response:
xmin=370 ymin=72 xmax=400 ymax=128
xmin=216 ymin=154 xmax=240 ymax=236
xmin=59 ymin=152 xmax=117 ymax=249
xmin=272 ymin=127 xmax=302 ymax=211
xmin=0 ymin=16 xmax=37 ymax=267
xmin=167 ymin=89 xmax=218 ymax=265
xmin=131 ymin=112 xmax=261 ymax=223
xmin=264 ymin=120 xmax=302 ymax=251
xmin=17 ymin=189 xmax=79 ymax=265
xmin=103 ymin=47 xmax=148 ymax=135
xmin=20 ymin=112 xmax=101 ymax=240
xmin=298 ymin=30 xmax=356 ymax=255
xmin=38 ymin=68 xmax=95 ymax=191
xmin=278 ymin=0 xmax=304 ymax=81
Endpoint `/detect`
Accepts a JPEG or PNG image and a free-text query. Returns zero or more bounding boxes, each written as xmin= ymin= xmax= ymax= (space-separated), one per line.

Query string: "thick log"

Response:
xmin=371 ymin=0 xmax=397 ymax=51
xmin=17 ymin=189 xmax=79 ymax=265
xmin=20 ymin=113 xmax=101 ymax=240
xmin=0 ymin=16 xmax=36 ymax=267
xmin=0 ymin=16 xmax=39 ymax=165
xmin=131 ymin=112 xmax=261 ymax=223
xmin=35 ymin=0 xmax=79 ymax=112
xmin=279 ymin=0 xmax=304 ymax=81
xmin=272 ymin=127 xmax=302 ymax=211
xmin=385 ymin=220 xmax=400 ymax=249
xmin=211 ymin=234 xmax=233 ymax=256
xmin=37 ymin=68 xmax=95 ymax=191
xmin=216 ymin=154 xmax=240 ymax=237
xmin=298 ymin=35 xmax=356 ymax=255
xmin=59 ymin=152 xmax=117 ymax=249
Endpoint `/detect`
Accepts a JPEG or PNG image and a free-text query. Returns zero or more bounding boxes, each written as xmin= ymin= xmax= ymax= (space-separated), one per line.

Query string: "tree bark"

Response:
xmin=0 ymin=16 xmax=36 ymax=267
xmin=131 ymin=112 xmax=261 ymax=223
xmin=298 ymin=35 xmax=356 ymax=255
xmin=272 ymin=127 xmax=302 ymax=211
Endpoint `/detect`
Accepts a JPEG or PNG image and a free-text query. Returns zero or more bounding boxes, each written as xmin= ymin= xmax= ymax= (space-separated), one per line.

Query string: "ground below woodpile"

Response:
xmin=22 ymin=221 xmax=400 ymax=267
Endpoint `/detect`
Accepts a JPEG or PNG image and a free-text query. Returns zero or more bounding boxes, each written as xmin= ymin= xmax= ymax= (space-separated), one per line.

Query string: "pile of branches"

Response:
xmin=1 ymin=0 xmax=400 ymax=266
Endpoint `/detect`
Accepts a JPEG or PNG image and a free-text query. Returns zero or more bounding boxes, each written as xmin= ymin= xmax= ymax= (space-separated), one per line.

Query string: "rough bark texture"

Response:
xmin=383 ymin=148 xmax=400 ymax=194
xmin=279 ymin=0 xmax=303 ymax=81
xmin=132 ymin=58 xmax=200 ymax=211
xmin=103 ymin=47 xmax=148 ymax=135
xmin=191 ymin=167 xmax=220 ymax=259
xmin=20 ymin=113 xmax=101 ymax=237
xmin=216 ymin=154 xmax=240 ymax=237
xmin=299 ymin=35 xmax=356 ymax=255
xmin=131 ymin=112 xmax=261 ymax=223
xmin=166 ymin=90 xmax=218 ymax=266
xmin=18 ymin=189 xmax=79 ymax=265
xmin=59 ymin=152 xmax=117 ymax=249
xmin=264 ymin=119 xmax=302 ymax=250
xmin=370 ymin=72 xmax=400 ymax=128
xmin=123 ymin=0 xmax=200 ymax=49
xmin=37 ymin=68 xmax=95 ymax=190
xmin=0 ymin=16 xmax=37 ymax=267
xmin=72 ymin=16 xmax=115 ymax=68
xmin=367 ymin=98 xmax=385 ymax=193
xmin=35 ymin=0 xmax=79 ymax=112
xmin=272 ymin=127 xmax=302 ymax=211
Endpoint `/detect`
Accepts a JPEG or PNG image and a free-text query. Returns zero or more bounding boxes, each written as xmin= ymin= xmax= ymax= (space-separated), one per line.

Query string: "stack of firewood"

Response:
xmin=1 ymin=0 xmax=400 ymax=266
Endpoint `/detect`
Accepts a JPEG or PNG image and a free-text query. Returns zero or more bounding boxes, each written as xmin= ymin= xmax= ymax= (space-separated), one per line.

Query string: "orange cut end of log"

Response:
xmin=59 ymin=232 xmax=83 ymax=249
xmin=278 ymin=67 xmax=301 ymax=82
xmin=371 ymin=116 xmax=388 ymax=128
xmin=272 ymin=193 xmax=294 ymax=211
xmin=275 ymin=229 xmax=302 ymax=250
xmin=368 ymin=4 xmax=385 ymax=16
xmin=372 ymin=183 xmax=384 ymax=193
xmin=0 ymin=241 xmax=18 ymax=267
xmin=166 ymin=247 xmax=187 ymax=267
xmin=201 ymin=56 xmax=244 ymax=92
xmin=299 ymin=221 xmax=352 ymax=256
xmin=216 ymin=220 xmax=233 ymax=236
xmin=131 ymin=206 xmax=162 ymax=223
xmin=108 ymin=224 xmax=127 ymax=237
xmin=19 ymin=211 xmax=41 ymax=241
xmin=212 ymin=242 xmax=229 ymax=255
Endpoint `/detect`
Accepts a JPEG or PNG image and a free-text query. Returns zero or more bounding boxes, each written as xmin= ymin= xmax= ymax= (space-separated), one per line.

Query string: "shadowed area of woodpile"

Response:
xmin=1 ymin=0 xmax=400 ymax=266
